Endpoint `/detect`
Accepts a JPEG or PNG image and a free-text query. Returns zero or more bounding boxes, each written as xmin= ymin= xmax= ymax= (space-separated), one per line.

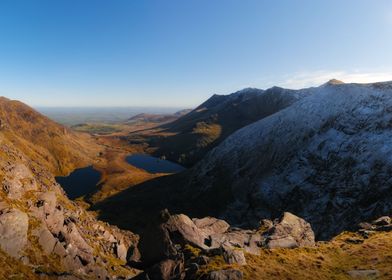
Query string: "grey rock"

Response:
xmin=358 ymin=222 xmax=374 ymax=230
xmin=193 ymin=217 xmax=230 ymax=236
xmin=372 ymin=216 xmax=391 ymax=226
xmin=166 ymin=214 xmax=207 ymax=249
xmin=63 ymin=254 xmax=84 ymax=272
xmin=116 ymin=241 xmax=128 ymax=262
xmin=36 ymin=191 xmax=64 ymax=234
xmin=222 ymin=248 xmax=246 ymax=265
xmin=1 ymin=164 xmax=37 ymax=199
xmin=209 ymin=229 xmax=263 ymax=254
xmin=266 ymin=236 xmax=297 ymax=249
xmin=0 ymin=208 xmax=28 ymax=257
xmin=204 ymin=269 xmax=243 ymax=280
xmin=266 ymin=212 xmax=315 ymax=249
xmin=62 ymin=222 xmax=94 ymax=265
xmin=53 ymin=241 xmax=67 ymax=257
xmin=347 ymin=269 xmax=379 ymax=279
xmin=37 ymin=227 xmax=57 ymax=255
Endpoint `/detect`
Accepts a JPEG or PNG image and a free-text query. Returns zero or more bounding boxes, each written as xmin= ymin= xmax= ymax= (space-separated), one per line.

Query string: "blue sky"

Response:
xmin=0 ymin=0 xmax=392 ymax=107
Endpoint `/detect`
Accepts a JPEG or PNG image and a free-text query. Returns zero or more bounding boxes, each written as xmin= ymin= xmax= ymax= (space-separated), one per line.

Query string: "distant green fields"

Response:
xmin=71 ymin=123 xmax=123 ymax=134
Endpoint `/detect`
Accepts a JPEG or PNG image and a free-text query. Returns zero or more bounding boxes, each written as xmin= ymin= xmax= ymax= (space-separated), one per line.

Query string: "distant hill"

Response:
xmin=145 ymin=87 xmax=311 ymax=166
xmin=126 ymin=109 xmax=192 ymax=124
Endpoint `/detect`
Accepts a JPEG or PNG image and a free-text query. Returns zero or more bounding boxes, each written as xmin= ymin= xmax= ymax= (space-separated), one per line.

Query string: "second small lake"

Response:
xmin=55 ymin=166 xmax=101 ymax=199
xmin=125 ymin=154 xmax=186 ymax=174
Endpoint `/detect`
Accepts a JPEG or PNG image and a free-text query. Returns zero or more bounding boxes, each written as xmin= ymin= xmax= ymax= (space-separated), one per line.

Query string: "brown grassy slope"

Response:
xmin=0 ymin=248 xmax=46 ymax=280
xmin=0 ymin=97 xmax=101 ymax=175
xmin=193 ymin=231 xmax=392 ymax=280
xmin=86 ymin=136 xmax=163 ymax=203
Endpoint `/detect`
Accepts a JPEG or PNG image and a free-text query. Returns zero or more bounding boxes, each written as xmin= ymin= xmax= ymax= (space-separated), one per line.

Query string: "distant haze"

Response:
xmin=36 ymin=106 xmax=187 ymax=126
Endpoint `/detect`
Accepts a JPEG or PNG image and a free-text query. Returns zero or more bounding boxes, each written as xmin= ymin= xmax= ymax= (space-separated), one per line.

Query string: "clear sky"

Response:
xmin=0 ymin=0 xmax=392 ymax=107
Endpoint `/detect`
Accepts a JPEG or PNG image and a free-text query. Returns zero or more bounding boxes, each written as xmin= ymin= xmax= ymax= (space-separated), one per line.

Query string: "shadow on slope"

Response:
xmin=91 ymin=168 xmax=235 ymax=235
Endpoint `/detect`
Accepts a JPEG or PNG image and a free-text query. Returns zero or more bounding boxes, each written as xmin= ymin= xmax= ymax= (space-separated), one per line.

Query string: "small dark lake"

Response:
xmin=55 ymin=166 xmax=101 ymax=199
xmin=126 ymin=154 xmax=186 ymax=174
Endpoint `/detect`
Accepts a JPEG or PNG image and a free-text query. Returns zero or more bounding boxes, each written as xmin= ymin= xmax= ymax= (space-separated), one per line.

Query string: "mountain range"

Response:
xmin=140 ymin=87 xmax=312 ymax=166
xmin=2 ymin=80 xmax=392 ymax=279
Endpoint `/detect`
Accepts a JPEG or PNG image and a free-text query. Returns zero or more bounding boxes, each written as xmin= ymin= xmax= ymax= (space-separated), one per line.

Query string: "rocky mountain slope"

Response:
xmin=142 ymin=87 xmax=311 ymax=166
xmin=183 ymin=80 xmax=392 ymax=240
xmin=0 ymin=97 xmax=100 ymax=175
xmin=0 ymin=97 xmax=140 ymax=279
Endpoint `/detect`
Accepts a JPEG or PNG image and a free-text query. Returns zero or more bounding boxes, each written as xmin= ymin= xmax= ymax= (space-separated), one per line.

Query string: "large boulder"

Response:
xmin=0 ymin=207 xmax=29 ymax=257
xmin=165 ymin=214 xmax=208 ymax=249
xmin=266 ymin=212 xmax=315 ymax=249
xmin=193 ymin=217 xmax=230 ymax=236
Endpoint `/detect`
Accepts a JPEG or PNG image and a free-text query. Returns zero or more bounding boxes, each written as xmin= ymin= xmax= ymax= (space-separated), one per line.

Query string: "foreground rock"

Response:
xmin=202 ymin=269 xmax=243 ymax=280
xmin=0 ymin=141 xmax=139 ymax=279
xmin=358 ymin=215 xmax=392 ymax=238
xmin=133 ymin=210 xmax=315 ymax=279
xmin=0 ymin=207 xmax=28 ymax=257
xmin=266 ymin=212 xmax=315 ymax=249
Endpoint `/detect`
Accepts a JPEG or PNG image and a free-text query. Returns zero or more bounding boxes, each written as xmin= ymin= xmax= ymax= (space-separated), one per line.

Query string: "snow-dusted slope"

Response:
xmin=152 ymin=86 xmax=312 ymax=166
xmin=189 ymin=81 xmax=392 ymax=239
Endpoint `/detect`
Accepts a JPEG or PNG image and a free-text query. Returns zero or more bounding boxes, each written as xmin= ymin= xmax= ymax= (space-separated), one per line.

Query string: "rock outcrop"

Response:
xmin=266 ymin=212 xmax=315 ymax=249
xmin=0 ymin=206 xmax=28 ymax=257
xmin=134 ymin=210 xmax=315 ymax=279
xmin=0 ymin=100 xmax=139 ymax=279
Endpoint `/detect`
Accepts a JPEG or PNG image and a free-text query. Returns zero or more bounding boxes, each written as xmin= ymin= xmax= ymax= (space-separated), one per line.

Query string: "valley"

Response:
xmin=2 ymin=81 xmax=392 ymax=279
xmin=2 ymin=0 xmax=392 ymax=278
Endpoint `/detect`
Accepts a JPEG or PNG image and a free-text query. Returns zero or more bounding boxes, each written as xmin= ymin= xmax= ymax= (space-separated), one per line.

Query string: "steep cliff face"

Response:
xmin=186 ymin=81 xmax=392 ymax=239
xmin=0 ymin=98 xmax=139 ymax=279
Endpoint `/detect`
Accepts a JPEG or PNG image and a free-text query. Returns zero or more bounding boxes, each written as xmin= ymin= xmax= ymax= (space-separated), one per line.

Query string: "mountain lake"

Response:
xmin=125 ymin=154 xmax=186 ymax=174
xmin=55 ymin=166 xmax=101 ymax=199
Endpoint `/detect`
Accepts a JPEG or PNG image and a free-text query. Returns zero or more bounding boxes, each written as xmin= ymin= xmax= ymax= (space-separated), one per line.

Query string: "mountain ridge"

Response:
xmin=144 ymin=86 xmax=310 ymax=165
xmin=185 ymin=80 xmax=392 ymax=239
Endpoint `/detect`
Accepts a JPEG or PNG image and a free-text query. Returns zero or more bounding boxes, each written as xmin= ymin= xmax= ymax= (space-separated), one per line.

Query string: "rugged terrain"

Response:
xmin=93 ymin=80 xmax=392 ymax=278
xmin=137 ymin=87 xmax=311 ymax=166
xmin=0 ymin=97 xmax=140 ymax=279
xmin=3 ymin=80 xmax=392 ymax=279
xmin=184 ymin=80 xmax=392 ymax=239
